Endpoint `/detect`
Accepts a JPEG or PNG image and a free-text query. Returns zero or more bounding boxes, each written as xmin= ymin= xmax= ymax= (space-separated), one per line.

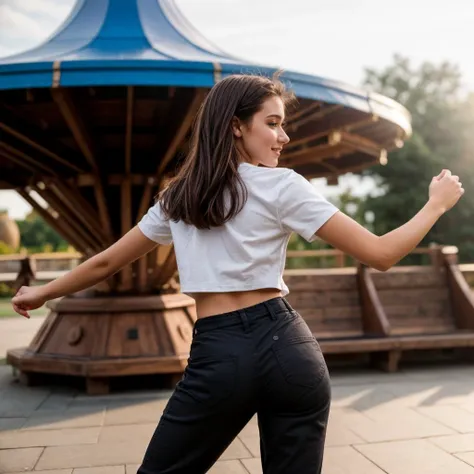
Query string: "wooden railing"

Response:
xmin=2 ymin=246 xmax=474 ymax=289
xmin=286 ymin=245 xmax=448 ymax=269
xmin=0 ymin=252 xmax=82 ymax=289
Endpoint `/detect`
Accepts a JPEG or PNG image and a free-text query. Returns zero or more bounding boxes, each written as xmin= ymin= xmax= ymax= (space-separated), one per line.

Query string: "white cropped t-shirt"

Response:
xmin=138 ymin=163 xmax=339 ymax=296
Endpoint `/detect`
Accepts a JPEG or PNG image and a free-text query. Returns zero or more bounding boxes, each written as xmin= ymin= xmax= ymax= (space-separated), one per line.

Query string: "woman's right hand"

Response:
xmin=429 ymin=169 xmax=464 ymax=214
xmin=11 ymin=286 xmax=48 ymax=319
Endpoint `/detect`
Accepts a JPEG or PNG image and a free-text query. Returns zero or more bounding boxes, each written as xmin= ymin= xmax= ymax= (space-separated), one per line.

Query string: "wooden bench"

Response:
xmin=368 ymin=247 xmax=474 ymax=370
xmin=285 ymin=246 xmax=474 ymax=372
xmin=284 ymin=267 xmax=397 ymax=368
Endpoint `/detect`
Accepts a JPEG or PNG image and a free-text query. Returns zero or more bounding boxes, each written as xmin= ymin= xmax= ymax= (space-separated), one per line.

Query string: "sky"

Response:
xmin=1 ymin=0 xmax=474 ymax=219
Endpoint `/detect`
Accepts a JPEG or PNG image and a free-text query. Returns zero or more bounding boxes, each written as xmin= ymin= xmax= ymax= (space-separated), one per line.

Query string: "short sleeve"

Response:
xmin=278 ymin=170 xmax=339 ymax=242
xmin=137 ymin=201 xmax=173 ymax=245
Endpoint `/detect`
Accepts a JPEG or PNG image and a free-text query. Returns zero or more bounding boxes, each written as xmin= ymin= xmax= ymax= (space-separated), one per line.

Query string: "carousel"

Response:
xmin=0 ymin=0 xmax=411 ymax=393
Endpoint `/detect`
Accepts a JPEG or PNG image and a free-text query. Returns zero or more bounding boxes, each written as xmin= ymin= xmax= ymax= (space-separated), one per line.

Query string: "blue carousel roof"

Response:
xmin=0 ymin=0 xmax=411 ymax=136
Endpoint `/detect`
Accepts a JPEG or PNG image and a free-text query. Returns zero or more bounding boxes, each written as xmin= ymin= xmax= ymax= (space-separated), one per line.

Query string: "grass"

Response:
xmin=0 ymin=297 xmax=49 ymax=318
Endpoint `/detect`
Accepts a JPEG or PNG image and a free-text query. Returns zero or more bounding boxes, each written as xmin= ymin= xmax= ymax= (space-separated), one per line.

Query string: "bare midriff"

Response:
xmin=190 ymin=288 xmax=283 ymax=319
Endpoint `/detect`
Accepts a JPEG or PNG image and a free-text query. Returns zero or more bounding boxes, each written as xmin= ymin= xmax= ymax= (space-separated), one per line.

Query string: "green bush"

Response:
xmin=0 ymin=283 xmax=14 ymax=298
xmin=0 ymin=241 xmax=15 ymax=254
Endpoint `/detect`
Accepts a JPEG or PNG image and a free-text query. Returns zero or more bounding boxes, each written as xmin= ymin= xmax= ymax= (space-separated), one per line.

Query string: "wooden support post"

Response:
xmin=357 ymin=263 xmax=391 ymax=336
xmin=371 ymin=350 xmax=402 ymax=373
xmin=443 ymin=246 xmax=474 ymax=330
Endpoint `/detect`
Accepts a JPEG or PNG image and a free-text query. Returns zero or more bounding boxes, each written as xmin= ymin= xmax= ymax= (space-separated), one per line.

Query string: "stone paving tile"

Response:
xmin=0 ymin=366 xmax=14 ymax=391
xmin=239 ymin=435 xmax=260 ymax=457
xmin=35 ymin=441 xmax=146 ymax=470
xmin=98 ymin=423 xmax=156 ymax=444
xmin=0 ymin=316 xmax=46 ymax=359
xmin=0 ymin=447 xmax=43 ymax=473
xmin=73 ymin=392 xmax=172 ymax=404
xmin=240 ymin=458 xmax=262 ymax=474
xmin=103 ymin=400 xmax=167 ymax=426
xmin=328 ymin=369 xmax=410 ymax=387
xmin=456 ymin=452 xmax=474 ymax=468
xmin=402 ymin=365 xmax=474 ymax=382
xmin=383 ymin=380 xmax=474 ymax=408
xmin=0 ymin=427 xmax=100 ymax=449
xmin=429 ymin=433 xmax=474 ymax=453
xmin=1 ymin=470 xmax=71 ymax=474
xmin=219 ymin=437 xmax=252 ymax=461
xmin=37 ymin=392 xmax=77 ymax=412
xmin=0 ymin=386 xmax=50 ymax=417
xmin=0 ymin=417 xmax=25 ymax=431
xmin=73 ymin=466 xmax=125 ymax=474
xmin=355 ymin=439 xmax=474 ymax=474
xmin=21 ymin=408 xmax=105 ymax=431
xmin=325 ymin=409 xmax=365 ymax=446
xmin=459 ymin=400 xmax=474 ymax=415
xmin=208 ymin=460 xmax=249 ymax=473
xmin=239 ymin=416 xmax=259 ymax=438
xmin=333 ymin=407 xmax=454 ymax=442
xmin=330 ymin=385 xmax=396 ymax=410
xmin=322 ymin=446 xmax=386 ymax=474
xmin=125 ymin=464 xmax=140 ymax=474
xmin=415 ymin=405 xmax=474 ymax=433
xmin=325 ymin=421 xmax=365 ymax=447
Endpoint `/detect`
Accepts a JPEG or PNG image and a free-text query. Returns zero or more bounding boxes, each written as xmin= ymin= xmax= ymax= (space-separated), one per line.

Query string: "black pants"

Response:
xmin=137 ymin=297 xmax=331 ymax=474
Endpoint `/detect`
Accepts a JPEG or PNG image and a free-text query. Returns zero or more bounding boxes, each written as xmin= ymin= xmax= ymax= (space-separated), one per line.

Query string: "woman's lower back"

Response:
xmin=191 ymin=288 xmax=283 ymax=318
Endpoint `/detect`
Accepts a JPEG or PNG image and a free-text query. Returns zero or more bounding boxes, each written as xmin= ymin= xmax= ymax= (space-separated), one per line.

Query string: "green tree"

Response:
xmin=16 ymin=211 xmax=69 ymax=252
xmin=360 ymin=54 xmax=474 ymax=262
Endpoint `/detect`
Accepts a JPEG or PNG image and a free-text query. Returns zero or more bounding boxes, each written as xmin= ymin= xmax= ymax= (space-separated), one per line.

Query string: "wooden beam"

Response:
xmin=285 ymin=114 xmax=379 ymax=151
xmin=119 ymin=176 xmax=133 ymax=291
xmin=47 ymin=181 xmax=110 ymax=248
xmin=76 ymin=173 xmax=159 ymax=187
xmin=136 ymin=180 xmax=156 ymax=293
xmin=282 ymin=129 xmax=385 ymax=169
xmin=33 ymin=185 xmax=102 ymax=253
xmin=0 ymin=142 xmax=57 ymax=175
xmin=51 ymin=88 xmax=98 ymax=169
xmin=294 ymin=158 xmax=379 ymax=180
xmin=150 ymin=246 xmax=177 ymax=289
xmin=125 ymin=86 xmax=134 ymax=174
xmin=17 ymin=189 xmax=87 ymax=255
xmin=51 ymin=88 xmax=113 ymax=242
xmin=156 ymin=88 xmax=207 ymax=179
xmin=0 ymin=149 xmax=38 ymax=174
xmin=0 ymin=106 xmax=87 ymax=173
xmin=286 ymin=101 xmax=322 ymax=122
xmin=338 ymin=131 xmax=383 ymax=158
xmin=280 ymin=143 xmax=351 ymax=167
xmin=286 ymin=104 xmax=344 ymax=132
xmin=52 ymin=180 xmax=110 ymax=244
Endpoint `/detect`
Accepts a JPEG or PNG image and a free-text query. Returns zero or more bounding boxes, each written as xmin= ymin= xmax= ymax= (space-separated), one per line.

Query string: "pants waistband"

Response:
xmin=193 ymin=297 xmax=294 ymax=334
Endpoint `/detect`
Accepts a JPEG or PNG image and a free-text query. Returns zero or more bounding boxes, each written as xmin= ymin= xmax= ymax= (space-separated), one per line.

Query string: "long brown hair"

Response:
xmin=159 ymin=71 xmax=295 ymax=229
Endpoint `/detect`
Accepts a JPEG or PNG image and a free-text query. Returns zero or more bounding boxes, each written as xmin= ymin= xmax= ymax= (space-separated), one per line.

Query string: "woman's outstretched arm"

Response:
xmin=11 ymin=226 xmax=157 ymax=318
xmin=316 ymin=169 xmax=464 ymax=271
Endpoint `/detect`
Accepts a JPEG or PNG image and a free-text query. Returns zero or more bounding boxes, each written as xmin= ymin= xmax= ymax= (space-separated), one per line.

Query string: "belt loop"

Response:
xmin=238 ymin=310 xmax=250 ymax=332
xmin=263 ymin=301 xmax=277 ymax=320
xmin=282 ymin=298 xmax=294 ymax=313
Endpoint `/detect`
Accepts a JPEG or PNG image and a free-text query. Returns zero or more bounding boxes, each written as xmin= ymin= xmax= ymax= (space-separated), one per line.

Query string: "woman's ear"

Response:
xmin=231 ymin=117 xmax=243 ymax=138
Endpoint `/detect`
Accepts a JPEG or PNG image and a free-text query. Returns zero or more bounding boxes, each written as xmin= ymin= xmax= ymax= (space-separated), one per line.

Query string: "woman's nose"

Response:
xmin=279 ymin=130 xmax=290 ymax=144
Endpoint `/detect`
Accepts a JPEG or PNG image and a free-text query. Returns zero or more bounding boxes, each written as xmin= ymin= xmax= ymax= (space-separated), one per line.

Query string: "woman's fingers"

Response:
xmin=12 ymin=303 xmax=30 ymax=319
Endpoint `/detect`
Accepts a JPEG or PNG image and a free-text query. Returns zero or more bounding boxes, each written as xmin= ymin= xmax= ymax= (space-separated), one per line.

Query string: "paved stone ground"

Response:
xmin=3 ymin=317 xmax=474 ymax=473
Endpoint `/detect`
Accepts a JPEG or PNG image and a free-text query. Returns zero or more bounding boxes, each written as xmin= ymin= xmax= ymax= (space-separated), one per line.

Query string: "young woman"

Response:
xmin=12 ymin=73 xmax=464 ymax=473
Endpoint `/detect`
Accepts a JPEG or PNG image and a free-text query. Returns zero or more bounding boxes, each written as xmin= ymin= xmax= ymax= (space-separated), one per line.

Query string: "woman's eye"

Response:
xmin=269 ymin=122 xmax=278 ymax=127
